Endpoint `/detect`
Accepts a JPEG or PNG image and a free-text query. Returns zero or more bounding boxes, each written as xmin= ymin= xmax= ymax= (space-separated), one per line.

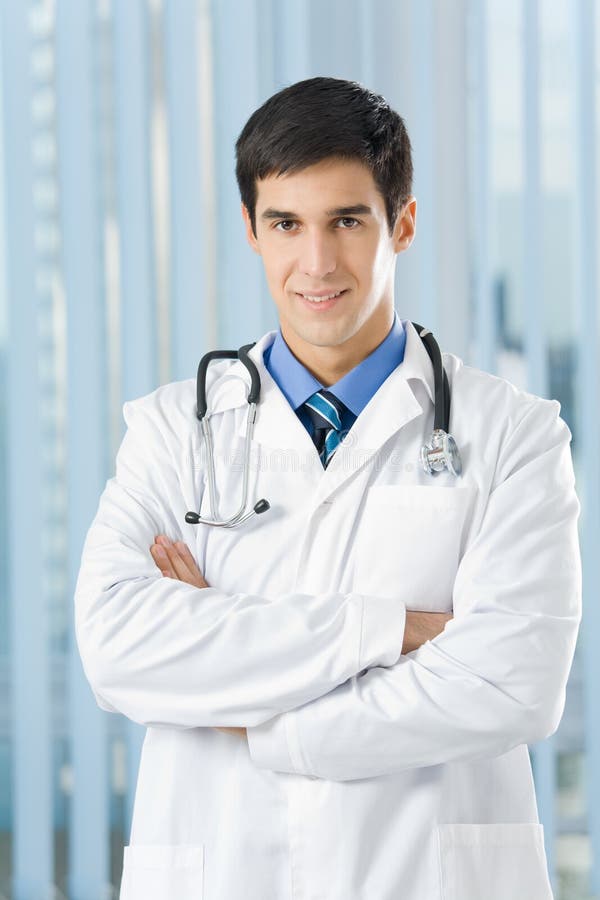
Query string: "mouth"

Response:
xmin=296 ymin=289 xmax=349 ymax=311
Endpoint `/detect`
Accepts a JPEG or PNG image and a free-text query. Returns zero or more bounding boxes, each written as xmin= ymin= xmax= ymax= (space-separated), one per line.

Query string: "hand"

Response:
xmin=213 ymin=727 xmax=247 ymax=738
xmin=149 ymin=535 xmax=247 ymax=739
xmin=150 ymin=534 xmax=210 ymax=588
xmin=402 ymin=610 xmax=453 ymax=655
xmin=219 ymin=612 xmax=453 ymax=735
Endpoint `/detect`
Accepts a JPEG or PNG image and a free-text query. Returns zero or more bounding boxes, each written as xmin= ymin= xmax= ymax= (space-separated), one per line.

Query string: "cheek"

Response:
xmin=261 ymin=246 xmax=289 ymax=279
xmin=261 ymin=259 xmax=286 ymax=291
xmin=361 ymin=245 xmax=393 ymax=292
xmin=350 ymin=239 xmax=384 ymax=278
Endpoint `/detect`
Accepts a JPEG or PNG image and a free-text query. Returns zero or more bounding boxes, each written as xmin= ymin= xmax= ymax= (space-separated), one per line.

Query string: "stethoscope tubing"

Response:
xmin=185 ymin=322 xmax=460 ymax=528
xmin=411 ymin=322 xmax=450 ymax=433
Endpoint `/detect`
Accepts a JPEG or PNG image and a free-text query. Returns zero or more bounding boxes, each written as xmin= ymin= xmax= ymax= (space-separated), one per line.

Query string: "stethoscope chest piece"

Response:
xmin=421 ymin=429 xmax=462 ymax=477
xmin=411 ymin=322 xmax=462 ymax=479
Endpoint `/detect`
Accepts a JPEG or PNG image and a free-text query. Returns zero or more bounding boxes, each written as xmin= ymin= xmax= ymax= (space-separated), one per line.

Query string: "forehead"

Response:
xmin=255 ymin=157 xmax=384 ymax=214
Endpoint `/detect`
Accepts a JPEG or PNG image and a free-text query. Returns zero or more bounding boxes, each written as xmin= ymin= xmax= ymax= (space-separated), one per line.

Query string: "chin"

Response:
xmin=302 ymin=325 xmax=356 ymax=349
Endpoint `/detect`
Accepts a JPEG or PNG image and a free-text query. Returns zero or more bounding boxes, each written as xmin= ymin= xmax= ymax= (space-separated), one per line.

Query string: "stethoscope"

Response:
xmin=185 ymin=323 xmax=462 ymax=528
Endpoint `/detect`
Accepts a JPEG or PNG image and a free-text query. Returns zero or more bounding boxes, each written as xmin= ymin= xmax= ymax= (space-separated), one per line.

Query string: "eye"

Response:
xmin=273 ymin=217 xmax=362 ymax=232
xmin=273 ymin=220 xmax=297 ymax=232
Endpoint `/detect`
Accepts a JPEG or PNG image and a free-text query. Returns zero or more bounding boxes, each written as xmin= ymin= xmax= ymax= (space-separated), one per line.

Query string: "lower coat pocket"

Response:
xmin=437 ymin=823 xmax=553 ymax=900
xmin=119 ymin=844 xmax=205 ymax=900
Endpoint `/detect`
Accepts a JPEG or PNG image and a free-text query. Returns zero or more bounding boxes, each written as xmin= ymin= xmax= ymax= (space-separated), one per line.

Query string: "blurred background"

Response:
xmin=0 ymin=0 xmax=598 ymax=898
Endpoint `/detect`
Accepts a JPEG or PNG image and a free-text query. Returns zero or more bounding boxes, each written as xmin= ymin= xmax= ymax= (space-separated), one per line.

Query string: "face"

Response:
xmin=241 ymin=156 xmax=416 ymax=374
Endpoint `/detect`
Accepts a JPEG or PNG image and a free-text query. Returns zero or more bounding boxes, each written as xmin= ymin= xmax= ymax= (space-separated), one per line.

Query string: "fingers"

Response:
xmin=150 ymin=535 xmax=209 ymax=589
xmin=150 ymin=542 xmax=178 ymax=578
xmin=214 ymin=726 xmax=247 ymax=738
xmin=151 ymin=539 xmax=191 ymax=582
xmin=175 ymin=541 xmax=203 ymax=576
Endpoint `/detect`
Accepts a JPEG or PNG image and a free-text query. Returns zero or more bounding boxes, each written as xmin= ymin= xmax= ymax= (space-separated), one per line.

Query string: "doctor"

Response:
xmin=74 ymin=76 xmax=582 ymax=900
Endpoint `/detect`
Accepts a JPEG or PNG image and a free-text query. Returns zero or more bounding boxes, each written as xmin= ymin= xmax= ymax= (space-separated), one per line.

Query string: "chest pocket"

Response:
xmin=352 ymin=484 xmax=472 ymax=612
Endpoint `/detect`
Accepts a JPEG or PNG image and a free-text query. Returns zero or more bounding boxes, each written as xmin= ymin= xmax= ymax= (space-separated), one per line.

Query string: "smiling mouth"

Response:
xmin=296 ymin=289 xmax=349 ymax=305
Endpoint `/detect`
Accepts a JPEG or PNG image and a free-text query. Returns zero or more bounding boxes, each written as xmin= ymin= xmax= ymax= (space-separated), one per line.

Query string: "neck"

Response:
xmin=281 ymin=305 xmax=395 ymax=387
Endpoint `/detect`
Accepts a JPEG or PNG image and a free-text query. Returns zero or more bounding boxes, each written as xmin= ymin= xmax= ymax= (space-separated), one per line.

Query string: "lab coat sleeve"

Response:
xmin=74 ymin=392 xmax=406 ymax=729
xmin=246 ymin=398 xmax=582 ymax=780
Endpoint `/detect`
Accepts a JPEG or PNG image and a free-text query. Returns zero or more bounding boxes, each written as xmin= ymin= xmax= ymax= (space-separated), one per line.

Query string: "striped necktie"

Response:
xmin=302 ymin=389 xmax=348 ymax=468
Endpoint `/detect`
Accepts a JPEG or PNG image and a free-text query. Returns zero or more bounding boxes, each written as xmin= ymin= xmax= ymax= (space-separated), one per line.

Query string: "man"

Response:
xmin=75 ymin=77 xmax=581 ymax=900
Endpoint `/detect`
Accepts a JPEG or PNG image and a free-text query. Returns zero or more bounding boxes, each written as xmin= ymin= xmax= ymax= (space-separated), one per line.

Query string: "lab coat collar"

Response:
xmin=206 ymin=320 xmax=435 ymax=490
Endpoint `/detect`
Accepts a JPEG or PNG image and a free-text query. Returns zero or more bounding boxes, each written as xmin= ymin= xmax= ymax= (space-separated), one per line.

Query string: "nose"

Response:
xmin=298 ymin=229 xmax=337 ymax=279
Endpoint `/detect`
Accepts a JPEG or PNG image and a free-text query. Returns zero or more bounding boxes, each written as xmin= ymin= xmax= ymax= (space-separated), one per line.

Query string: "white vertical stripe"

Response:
xmin=522 ymin=1 xmax=557 ymax=889
xmin=113 ymin=0 xmax=159 ymax=845
xmin=211 ymin=0 xmax=266 ymax=347
xmin=114 ymin=0 xmax=158 ymax=401
xmin=148 ymin=0 xmax=172 ymax=386
xmin=0 ymin=0 xmax=53 ymax=892
xmin=572 ymin=0 xmax=600 ymax=894
xmin=56 ymin=0 xmax=110 ymax=895
xmin=433 ymin=0 xmax=470 ymax=362
xmin=469 ymin=0 xmax=496 ymax=372
xmin=197 ymin=0 xmax=219 ymax=351
xmin=522 ymin=0 xmax=548 ymax=398
xmin=411 ymin=0 xmax=437 ymax=331
xmin=163 ymin=0 xmax=210 ymax=379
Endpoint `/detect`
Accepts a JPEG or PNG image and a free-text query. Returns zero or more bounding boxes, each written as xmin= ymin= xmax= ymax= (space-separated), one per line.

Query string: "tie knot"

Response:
xmin=302 ymin=390 xmax=349 ymax=469
xmin=303 ymin=389 xmax=346 ymax=432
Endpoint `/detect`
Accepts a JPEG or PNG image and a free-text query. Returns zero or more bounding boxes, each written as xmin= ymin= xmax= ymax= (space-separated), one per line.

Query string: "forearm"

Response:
xmin=216 ymin=611 xmax=450 ymax=739
xmin=246 ymin=403 xmax=581 ymax=779
xmin=75 ymin=485 xmax=408 ymax=729
xmin=146 ymin=537 xmax=432 ymax=740
xmin=402 ymin=610 xmax=453 ymax=655
xmin=247 ymin=607 xmax=579 ymax=781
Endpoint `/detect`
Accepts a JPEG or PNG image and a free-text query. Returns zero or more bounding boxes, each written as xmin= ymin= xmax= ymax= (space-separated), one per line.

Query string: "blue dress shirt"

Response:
xmin=263 ymin=310 xmax=407 ymax=439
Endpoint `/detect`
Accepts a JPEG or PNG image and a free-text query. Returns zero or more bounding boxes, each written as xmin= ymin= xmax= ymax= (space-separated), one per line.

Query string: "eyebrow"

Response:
xmin=260 ymin=203 xmax=374 ymax=221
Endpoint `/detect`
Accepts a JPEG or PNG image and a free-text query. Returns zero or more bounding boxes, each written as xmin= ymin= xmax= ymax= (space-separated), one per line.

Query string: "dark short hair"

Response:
xmin=235 ymin=76 xmax=413 ymax=239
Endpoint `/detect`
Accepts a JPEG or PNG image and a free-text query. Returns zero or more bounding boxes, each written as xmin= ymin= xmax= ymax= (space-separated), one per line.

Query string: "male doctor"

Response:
xmin=75 ymin=76 xmax=582 ymax=900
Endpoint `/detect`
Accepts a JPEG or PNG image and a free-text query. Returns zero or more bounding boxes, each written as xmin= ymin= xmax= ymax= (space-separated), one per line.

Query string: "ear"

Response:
xmin=393 ymin=196 xmax=417 ymax=254
xmin=241 ymin=203 xmax=260 ymax=255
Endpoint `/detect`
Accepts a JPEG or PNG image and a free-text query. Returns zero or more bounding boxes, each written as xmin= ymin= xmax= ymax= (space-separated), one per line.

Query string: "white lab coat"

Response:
xmin=74 ymin=320 xmax=582 ymax=900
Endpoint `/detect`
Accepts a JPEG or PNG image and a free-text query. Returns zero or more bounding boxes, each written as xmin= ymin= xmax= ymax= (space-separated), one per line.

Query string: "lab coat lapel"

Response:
xmin=206 ymin=321 xmax=436 ymax=493
xmin=308 ymin=321 xmax=436 ymax=501
xmin=206 ymin=331 xmax=322 ymax=472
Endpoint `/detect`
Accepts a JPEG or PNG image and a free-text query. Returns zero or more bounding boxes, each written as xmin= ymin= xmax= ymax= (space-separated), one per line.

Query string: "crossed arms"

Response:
xmin=147 ymin=533 xmax=452 ymax=739
xmin=74 ymin=391 xmax=581 ymax=782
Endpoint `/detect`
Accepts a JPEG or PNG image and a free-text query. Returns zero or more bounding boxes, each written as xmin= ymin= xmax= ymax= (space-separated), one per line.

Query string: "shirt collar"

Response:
xmin=263 ymin=310 xmax=407 ymax=417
